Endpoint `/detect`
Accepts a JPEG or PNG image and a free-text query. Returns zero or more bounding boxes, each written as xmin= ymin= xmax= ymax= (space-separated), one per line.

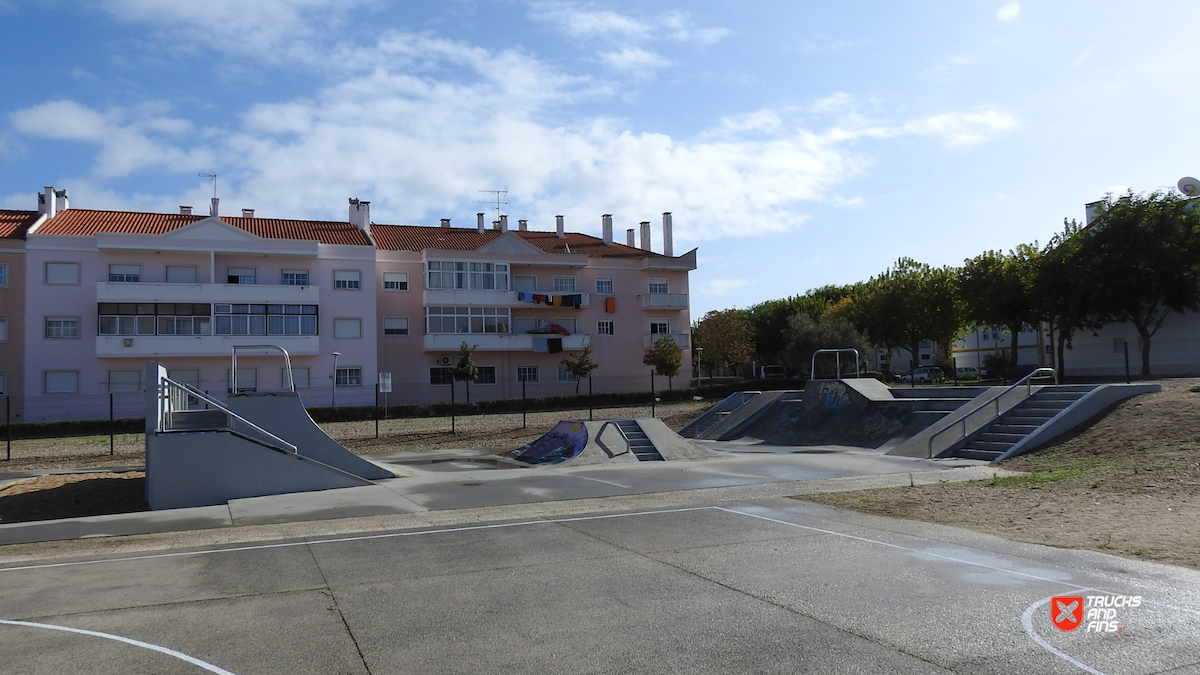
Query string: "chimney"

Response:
xmin=499 ymin=214 xmax=508 ymax=232
xmin=518 ymin=219 xmax=528 ymax=231
xmin=242 ymin=208 xmax=255 ymax=218
xmin=477 ymin=212 xmax=486 ymax=233
xmin=602 ymin=214 xmax=613 ymax=246
xmin=662 ymin=212 xmax=674 ymax=257
xmin=556 ymin=215 xmax=565 ymax=239
xmin=54 ymin=189 xmax=68 ymax=213
xmin=210 ymin=197 xmax=220 ymax=218
xmin=42 ymin=186 xmax=56 ymax=218
xmin=348 ymin=198 xmax=370 ymax=234
xmin=639 ymin=221 xmax=651 ymax=251
xmin=440 ymin=218 xmax=451 ymax=228
xmin=492 ymin=220 xmax=500 ymax=231
xmin=180 ymin=206 xmax=193 ymax=215
xmin=626 ymin=228 xmax=635 ymax=247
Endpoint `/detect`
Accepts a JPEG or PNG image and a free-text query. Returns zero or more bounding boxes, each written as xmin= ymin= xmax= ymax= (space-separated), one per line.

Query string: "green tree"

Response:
xmin=559 ymin=345 xmax=599 ymax=395
xmin=452 ymin=341 xmax=479 ymax=402
xmin=742 ymin=285 xmax=860 ymax=364
xmin=691 ymin=309 xmax=755 ymax=377
xmin=1082 ymin=190 xmax=1200 ymax=376
xmin=643 ymin=335 xmax=683 ymax=388
xmin=854 ymin=258 xmax=964 ymax=375
xmin=783 ymin=312 xmax=872 ymax=378
xmin=1034 ymin=219 xmax=1099 ymax=378
xmin=959 ymin=246 xmax=1041 ymax=376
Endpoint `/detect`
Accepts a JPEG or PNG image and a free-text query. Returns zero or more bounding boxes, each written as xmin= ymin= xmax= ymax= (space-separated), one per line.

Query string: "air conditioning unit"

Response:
xmin=438 ymin=356 xmax=452 ymax=365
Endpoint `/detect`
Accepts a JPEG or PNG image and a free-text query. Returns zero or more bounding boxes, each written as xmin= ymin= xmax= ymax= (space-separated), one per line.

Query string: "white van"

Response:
xmin=760 ymin=365 xmax=786 ymax=379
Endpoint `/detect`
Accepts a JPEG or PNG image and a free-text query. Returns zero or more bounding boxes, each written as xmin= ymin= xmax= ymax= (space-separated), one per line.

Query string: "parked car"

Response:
xmin=899 ymin=366 xmax=945 ymax=384
xmin=955 ymin=366 xmax=984 ymax=379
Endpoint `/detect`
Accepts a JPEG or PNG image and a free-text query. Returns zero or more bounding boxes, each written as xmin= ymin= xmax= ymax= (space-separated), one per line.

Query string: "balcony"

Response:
xmin=424 ymin=333 xmax=591 ymax=352
xmin=423 ymin=289 xmax=590 ymax=308
xmin=96 ymin=334 xmax=319 ymax=358
xmin=644 ymin=333 xmax=691 ymax=349
xmin=97 ymin=282 xmax=319 ymax=304
xmin=641 ymin=293 xmax=688 ymax=310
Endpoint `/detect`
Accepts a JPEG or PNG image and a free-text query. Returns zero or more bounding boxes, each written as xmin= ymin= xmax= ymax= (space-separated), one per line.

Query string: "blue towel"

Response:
xmin=533 ymin=338 xmax=549 ymax=352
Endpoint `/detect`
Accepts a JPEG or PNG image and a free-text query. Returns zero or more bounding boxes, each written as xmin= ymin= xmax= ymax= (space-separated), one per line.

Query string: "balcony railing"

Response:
xmin=97 ymin=282 xmax=319 ymax=304
xmin=643 ymin=333 xmax=690 ymax=349
xmin=97 ymin=334 xmax=319 ymax=357
xmin=641 ymin=293 xmax=688 ymax=310
xmin=424 ymin=333 xmax=591 ymax=352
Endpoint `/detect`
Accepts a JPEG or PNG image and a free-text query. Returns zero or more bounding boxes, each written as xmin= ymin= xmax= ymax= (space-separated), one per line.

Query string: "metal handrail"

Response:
xmin=158 ymin=377 xmax=298 ymax=455
xmin=231 ymin=344 xmax=295 ymax=393
xmin=596 ymin=420 xmax=633 ymax=458
xmin=927 ymin=367 xmax=1057 ymax=458
xmin=811 ymin=348 xmax=860 ymax=379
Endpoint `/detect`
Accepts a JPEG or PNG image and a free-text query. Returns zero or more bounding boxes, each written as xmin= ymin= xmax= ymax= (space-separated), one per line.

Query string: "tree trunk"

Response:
xmin=1136 ymin=323 xmax=1152 ymax=377
xmin=1008 ymin=323 xmax=1021 ymax=378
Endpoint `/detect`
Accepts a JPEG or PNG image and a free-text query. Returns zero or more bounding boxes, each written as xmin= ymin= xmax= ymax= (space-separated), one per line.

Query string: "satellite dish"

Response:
xmin=1178 ymin=177 xmax=1200 ymax=196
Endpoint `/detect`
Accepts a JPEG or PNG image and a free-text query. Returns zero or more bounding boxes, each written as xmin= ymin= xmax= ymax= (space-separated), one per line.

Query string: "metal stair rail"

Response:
xmin=927 ymin=367 xmax=1057 ymax=459
xmin=811 ymin=348 xmax=860 ymax=379
xmin=156 ymin=376 xmax=298 ymax=455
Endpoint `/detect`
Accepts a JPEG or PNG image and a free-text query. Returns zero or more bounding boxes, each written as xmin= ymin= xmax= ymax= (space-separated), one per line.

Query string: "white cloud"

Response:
xmin=996 ymin=2 xmax=1021 ymax=22
xmin=598 ymin=47 xmax=671 ymax=73
xmin=528 ymin=2 xmax=727 ymax=45
xmin=899 ymin=110 xmax=1019 ymax=147
xmin=694 ymin=277 xmax=752 ymax=297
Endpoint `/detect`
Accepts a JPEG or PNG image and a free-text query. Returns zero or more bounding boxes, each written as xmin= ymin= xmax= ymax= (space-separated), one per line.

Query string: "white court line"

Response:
xmin=1020 ymin=596 xmax=1106 ymax=675
xmin=0 ymin=619 xmax=239 ymax=675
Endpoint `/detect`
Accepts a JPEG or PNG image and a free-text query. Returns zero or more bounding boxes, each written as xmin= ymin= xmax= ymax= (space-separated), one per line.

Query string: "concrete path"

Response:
xmin=1 ymin=487 xmax=1197 ymax=674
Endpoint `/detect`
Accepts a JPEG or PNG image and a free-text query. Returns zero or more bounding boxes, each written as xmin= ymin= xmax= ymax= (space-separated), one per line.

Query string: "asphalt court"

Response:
xmin=2 ymin=501 xmax=1199 ymax=674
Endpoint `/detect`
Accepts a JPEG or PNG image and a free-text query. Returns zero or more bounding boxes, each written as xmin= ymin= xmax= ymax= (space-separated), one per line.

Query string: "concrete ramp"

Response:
xmin=225 ymin=393 xmax=394 ymax=480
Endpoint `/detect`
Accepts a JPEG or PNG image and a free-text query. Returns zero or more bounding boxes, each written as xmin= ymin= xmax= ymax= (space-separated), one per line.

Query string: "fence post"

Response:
xmin=588 ymin=376 xmax=593 ymax=421
xmin=521 ymin=379 xmax=527 ymax=429
xmin=375 ymin=383 xmax=380 ymax=440
xmin=5 ymin=396 xmax=10 ymax=462
xmin=450 ymin=380 xmax=456 ymax=435
xmin=650 ymin=370 xmax=656 ymax=418
xmin=1124 ymin=342 xmax=1131 ymax=383
xmin=109 ymin=393 xmax=115 ymax=456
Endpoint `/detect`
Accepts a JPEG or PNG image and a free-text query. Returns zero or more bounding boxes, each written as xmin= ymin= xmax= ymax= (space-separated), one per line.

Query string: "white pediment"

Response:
xmin=477 ymin=232 xmax=545 ymax=255
xmin=166 ymin=217 xmax=266 ymax=242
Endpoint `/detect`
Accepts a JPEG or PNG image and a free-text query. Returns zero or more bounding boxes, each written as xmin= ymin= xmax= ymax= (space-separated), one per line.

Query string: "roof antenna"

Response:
xmin=478 ymin=189 xmax=509 ymax=223
xmin=199 ymin=172 xmax=219 ymax=217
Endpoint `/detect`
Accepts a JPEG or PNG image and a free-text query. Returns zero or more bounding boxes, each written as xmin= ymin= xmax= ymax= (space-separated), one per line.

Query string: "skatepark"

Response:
xmin=0 ymin=353 xmax=1197 ymax=673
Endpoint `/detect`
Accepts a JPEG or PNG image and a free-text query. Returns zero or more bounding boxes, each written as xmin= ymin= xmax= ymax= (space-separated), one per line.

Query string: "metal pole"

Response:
xmin=450 ymin=379 xmax=456 ymax=435
xmin=109 ymin=393 xmax=115 ymax=456
xmin=331 ymin=352 xmax=340 ymax=409
xmin=588 ymin=376 xmax=593 ymax=421
xmin=1124 ymin=342 xmax=1131 ymax=384
xmin=375 ymin=383 xmax=380 ymax=440
xmin=650 ymin=370 xmax=656 ymax=418
xmin=5 ymin=396 xmax=10 ymax=461
xmin=522 ymin=379 xmax=527 ymax=429
xmin=953 ymin=357 xmax=958 ymax=386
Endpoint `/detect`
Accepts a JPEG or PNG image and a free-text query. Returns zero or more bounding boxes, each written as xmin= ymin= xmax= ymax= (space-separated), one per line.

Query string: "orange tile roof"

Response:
xmin=35 ymin=209 xmax=372 ymax=246
xmin=371 ymin=225 xmax=660 ymax=258
xmin=0 ymin=210 xmax=40 ymax=239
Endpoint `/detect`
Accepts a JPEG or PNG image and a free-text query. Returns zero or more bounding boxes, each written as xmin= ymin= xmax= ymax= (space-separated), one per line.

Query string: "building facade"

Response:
xmin=1 ymin=189 xmax=696 ymax=421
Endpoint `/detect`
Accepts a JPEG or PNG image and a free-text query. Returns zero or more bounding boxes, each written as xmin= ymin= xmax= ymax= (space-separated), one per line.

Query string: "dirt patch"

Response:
xmin=798 ymin=379 xmax=1200 ymax=570
xmin=0 ymin=472 xmax=147 ymax=524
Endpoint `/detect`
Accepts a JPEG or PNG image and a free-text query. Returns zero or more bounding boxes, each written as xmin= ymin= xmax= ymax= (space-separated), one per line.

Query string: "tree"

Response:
xmin=959 ymin=246 xmax=1041 ymax=376
xmin=1081 ymin=190 xmax=1200 ymax=376
xmin=1034 ymin=219 xmax=1099 ymax=379
xmin=452 ymin=341 xmax=479 ymax=402
xmin=742 ymin=285 xmax=860 ymax=365
xmin=559 ymin=345 xmax=599 ymax=395
xmin=783 ymin=312 xmax=872 ymax=378
xmin=691 ymin=309 xmax=754 ymax=377
xmin=643 ymin=335 xmax=682 ymax=388
xmin=853 ymin=258 xmax=964 ymax=375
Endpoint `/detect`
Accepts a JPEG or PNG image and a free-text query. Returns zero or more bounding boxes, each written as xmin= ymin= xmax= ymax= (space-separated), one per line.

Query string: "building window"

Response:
xmin=513 ymin=275 xmax=536 ymax=292
xmin=553 ymin=317 xmax=577 ymax=335
xmin=212 ymin=304 xmax=317 ymax=336
xmin=597 ymin=320 xmax=614 ymax=336
xmin=649 ymin=319 xmax=670 ymax=335
xmin=553 ymin=276 xmax=576 ymax=293
xmin=334 ymin=270 xmax=361 ymax=290
xmin=429 ymin=367 xmax=454 ymax=385
xmin=649 ymin=278 xmax=669 ymax=294
xmin=99 ymin=303 xmax=212 ymax=336
xmin=0 ymin=263 xmax=8 ymax=287
xmin=108 ymin=370 xmax=141 ymax=393
xmin=595 ymin=278 xmax=613 ymax=295
xmin=227 ymin=267 xmax=256 ymax=284
xmin=288 ymin=367 xmax=311 ymax=389
xmin=426 ymin=306 xmax=510 ymax=334
xmin=46 ymin=262 xmax=80 ymax=285
xmin=426 ymin=260 xmax=509 ymax=291
xmin=333 ymin=318 xmax=362 ymax=339
xmin=99 ymin=315 xmax=157 ymax=336
xmin=0 ymin=317 xmax=6 ymax=342
xmin=108 ymin=264 xmax=140 ymax=282
xmin=45 ymin=370 xmax=79 ymax=394
xmin=335 ymin=367 xmax=363 ymax=387
xmin=168 ymin=369 xmax=200 ymax=389
xmin=556 ymin=364 xmax=580 ymax=383
xmin=383 ymin=272 xmax=408 ymax=291
xmin=281 ymin=269 xmax=309 ymax=286
xmin=516 ymin=365 xmax=539 ymax=384
xmin=166 ymin=265 xmax=197 ymax=283
xmin=45 ymin=317 xmax=80 ymax=338
xmin=476 ymin=366 xmax=497 ymax=384
xmin=383 ymin=317 xmax=409 ymax=336
xmin=227 ymin=368 xmax=257 ymax=393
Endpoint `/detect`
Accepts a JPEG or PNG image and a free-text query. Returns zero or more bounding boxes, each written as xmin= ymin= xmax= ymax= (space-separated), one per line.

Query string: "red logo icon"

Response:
xmin=1052 ymin=596 xmax=1084 ymax=631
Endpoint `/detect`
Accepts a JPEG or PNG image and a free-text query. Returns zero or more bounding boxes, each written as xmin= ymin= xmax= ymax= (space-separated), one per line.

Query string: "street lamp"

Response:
xmin=331 ymin=352 xmax=341 ymax=408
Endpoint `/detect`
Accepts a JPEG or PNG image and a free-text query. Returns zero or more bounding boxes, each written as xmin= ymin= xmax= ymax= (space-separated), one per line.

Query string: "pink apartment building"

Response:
xmin=2 ymin=189 xmax=696 ymax=421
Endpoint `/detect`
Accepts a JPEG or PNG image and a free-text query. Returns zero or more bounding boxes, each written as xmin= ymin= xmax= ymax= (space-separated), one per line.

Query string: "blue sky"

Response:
xmin=3 ymin=1 xmax=1198 ymax=317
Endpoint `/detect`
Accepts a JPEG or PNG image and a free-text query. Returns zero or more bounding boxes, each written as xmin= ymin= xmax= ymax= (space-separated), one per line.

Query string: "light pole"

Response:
xmin=331 ymin=352 xmax=341 ymax=408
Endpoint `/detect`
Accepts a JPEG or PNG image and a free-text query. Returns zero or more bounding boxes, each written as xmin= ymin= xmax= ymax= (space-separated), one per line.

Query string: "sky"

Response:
xmin=2 ymin=0 xmax=1199 ymax=318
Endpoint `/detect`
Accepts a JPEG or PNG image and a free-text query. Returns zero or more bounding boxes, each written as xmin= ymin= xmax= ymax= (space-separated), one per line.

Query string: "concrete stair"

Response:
xmin=614 ymin=420 xmax=664 ymax=461
xmin=950 ymin=385 xmax=1094 ymax=461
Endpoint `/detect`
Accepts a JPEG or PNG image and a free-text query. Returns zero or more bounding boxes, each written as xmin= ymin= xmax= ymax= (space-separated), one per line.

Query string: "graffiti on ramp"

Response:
xmin=505 ymin=421 xmax=588 ymax=465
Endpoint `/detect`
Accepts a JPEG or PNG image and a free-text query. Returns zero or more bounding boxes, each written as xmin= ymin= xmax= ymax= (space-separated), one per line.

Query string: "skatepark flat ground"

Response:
xmin=2 ymin=481 xmax=1200 ymax=674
